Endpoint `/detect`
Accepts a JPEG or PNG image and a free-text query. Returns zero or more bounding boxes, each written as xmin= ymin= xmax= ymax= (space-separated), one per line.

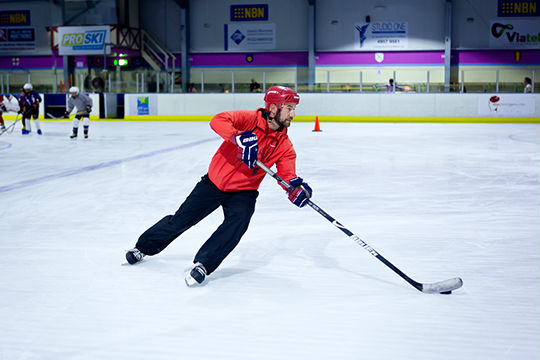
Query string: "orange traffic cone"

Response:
xmin=312 ymin=116 xmax=322 ymax=132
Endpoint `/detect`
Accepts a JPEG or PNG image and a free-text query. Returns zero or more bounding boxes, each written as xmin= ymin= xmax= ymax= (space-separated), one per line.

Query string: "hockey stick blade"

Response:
xmin=46 ymin=112 xmax=62 ymax=120
xmin=2 ymin=116 xmax=20 ymax=135
xmin=420 ymin=277 xmax=463 ymax=294
xmin=255 ymin=160 xmax=464 ymax=294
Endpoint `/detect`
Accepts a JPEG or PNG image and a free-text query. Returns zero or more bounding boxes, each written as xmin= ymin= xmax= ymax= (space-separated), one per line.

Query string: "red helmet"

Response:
xmin=264 ymin=86 xmax=299 ymax=111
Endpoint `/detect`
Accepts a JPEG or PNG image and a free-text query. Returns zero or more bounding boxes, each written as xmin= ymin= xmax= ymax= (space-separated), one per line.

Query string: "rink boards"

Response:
xmin=3 ymin=93 xmax=539 ymax=123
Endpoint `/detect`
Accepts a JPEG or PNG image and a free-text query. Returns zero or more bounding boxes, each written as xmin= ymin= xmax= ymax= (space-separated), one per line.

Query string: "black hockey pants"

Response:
xmin=136 ymin=174 xmax=258 ymax=274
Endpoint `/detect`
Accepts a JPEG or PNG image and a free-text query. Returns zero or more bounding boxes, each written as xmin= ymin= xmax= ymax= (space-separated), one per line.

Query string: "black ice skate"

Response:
xmin=185 ymin=262 xmax=207 ymax=287
xmin=126 ymin=248 xmax=145 ymax=264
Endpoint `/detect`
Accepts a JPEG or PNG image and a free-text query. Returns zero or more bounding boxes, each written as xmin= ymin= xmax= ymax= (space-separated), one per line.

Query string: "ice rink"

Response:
xmin=1 ymin=120 xmax=539 ymax=360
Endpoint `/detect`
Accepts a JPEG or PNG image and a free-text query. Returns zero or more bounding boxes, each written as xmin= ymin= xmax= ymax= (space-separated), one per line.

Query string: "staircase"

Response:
xmin=141 ymin=30 xmax=177 ymax=91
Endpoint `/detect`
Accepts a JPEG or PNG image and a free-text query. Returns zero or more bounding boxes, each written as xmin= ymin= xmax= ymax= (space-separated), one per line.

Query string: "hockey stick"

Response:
xmin=46 ymin=112 xmax=63 ymax=120
xmin=51 ymin=110 xmax=89 ymax=119
xmin=1 ymin=115 xmax=20 ymax=135
xmin=255 ymin=160 xmax=463 ymax=294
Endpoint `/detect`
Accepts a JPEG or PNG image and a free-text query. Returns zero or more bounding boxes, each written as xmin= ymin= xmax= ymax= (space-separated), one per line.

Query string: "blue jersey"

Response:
xmin=21 ymin=91 xmax=42 ymax=108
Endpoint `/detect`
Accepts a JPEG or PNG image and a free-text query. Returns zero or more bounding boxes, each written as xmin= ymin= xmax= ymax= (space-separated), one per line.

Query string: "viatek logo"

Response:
xmin=491 ymin=22 xmax=539 ymax=43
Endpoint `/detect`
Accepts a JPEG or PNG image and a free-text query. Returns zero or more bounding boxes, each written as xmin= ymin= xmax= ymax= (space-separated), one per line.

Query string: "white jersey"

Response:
xmin=67 ymin=94 xmax=93 ymax=114
xmin=1 ymin=95 xmax=20 ymax=113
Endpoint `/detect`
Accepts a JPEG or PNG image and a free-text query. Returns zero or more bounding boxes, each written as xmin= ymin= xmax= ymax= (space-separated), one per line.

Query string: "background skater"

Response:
xmin=20 ymin=83 xmax=42 ymax=135
xmin=64 ymin=86 xmax=93 ymax=139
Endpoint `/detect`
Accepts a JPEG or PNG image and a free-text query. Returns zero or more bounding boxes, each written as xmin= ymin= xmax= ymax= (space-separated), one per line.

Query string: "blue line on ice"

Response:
xmin=0 ymin=137 xmax=217 ymax=194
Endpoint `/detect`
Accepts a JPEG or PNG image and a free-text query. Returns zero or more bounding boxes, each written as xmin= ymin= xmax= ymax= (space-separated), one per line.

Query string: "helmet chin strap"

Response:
xmin=268 ymin=108 xmax=284 ymax=131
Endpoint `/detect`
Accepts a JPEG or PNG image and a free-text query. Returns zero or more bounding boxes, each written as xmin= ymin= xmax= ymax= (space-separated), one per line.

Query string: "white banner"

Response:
xmin=478 ymin=94 xmax=536 ymax=115
xmin=58 ymin=26 xmax=110 ymax=55
xmin=354 ymin=21 xmax=408 ymax=50
xmin=224 ymin=23 xmax=275 ymax=51
xmin=489 ymin=19 xmax=540 ymax=49
xmin=129 ymin=95 xmax=157 ymax=116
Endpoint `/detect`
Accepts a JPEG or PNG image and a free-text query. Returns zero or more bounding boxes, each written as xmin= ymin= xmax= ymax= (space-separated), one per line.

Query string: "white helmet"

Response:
xmin=69 ymin=86 xmax=79 ymax=95
xmin=23 ymin=83 xmax=33 ymax=91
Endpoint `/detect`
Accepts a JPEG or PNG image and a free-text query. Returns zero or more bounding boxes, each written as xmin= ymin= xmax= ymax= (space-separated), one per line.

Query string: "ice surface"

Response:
xmin=1 ymin=121 xmax=539 ymax=359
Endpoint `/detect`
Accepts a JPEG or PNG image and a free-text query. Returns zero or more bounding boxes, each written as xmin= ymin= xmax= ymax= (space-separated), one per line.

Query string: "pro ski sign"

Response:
xmin=58 ymin=26 xmax=111 ymax=55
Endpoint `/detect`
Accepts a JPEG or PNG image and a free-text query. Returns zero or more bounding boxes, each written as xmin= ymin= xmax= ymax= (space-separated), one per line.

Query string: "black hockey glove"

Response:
xmin=288 ymin=177 xmax=312 ymax=208
xmin=232 ymin=131 xmax=258 ymax=169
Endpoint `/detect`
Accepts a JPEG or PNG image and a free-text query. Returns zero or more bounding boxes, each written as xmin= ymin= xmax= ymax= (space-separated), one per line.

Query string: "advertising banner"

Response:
xmin=0 ymin=10 xmax=31 ymax=26
xmin=224 ymin=23 xmax=275 ymax=51
xmin=478 ymin=94 xmax=536 ymax=115
xmin=489 ymin=19 xmax=540 ymax=48
xmin=354 ymin=21 xmax=408 ymax=50
xmin=0 ymin=27 xmax=35 ymax=50
xmin=497 ymin=0 xmax=539 ymax=17
xmin=58 ymin=26 xmax=111 ymax=55
xmin=230 ymin=4 xmax=268 ymax=21
xmin=130 ymin=95 xmax=157 ymax=116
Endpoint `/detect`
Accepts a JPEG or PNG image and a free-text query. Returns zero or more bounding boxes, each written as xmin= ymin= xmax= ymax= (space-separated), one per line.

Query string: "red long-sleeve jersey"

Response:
xmin=208 ymin=108 xmax=297 ymax=191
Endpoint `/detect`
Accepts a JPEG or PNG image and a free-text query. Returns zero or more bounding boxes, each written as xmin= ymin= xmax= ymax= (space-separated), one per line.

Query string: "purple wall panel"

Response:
xmin=316 ymin=51 xmax=446 ymax=66
xmin=189 ymin=52 xmax=308 ymax=67
xmin=0 ymin=56 xmax=60 ymax=69
xmin=454 ymin=50 xmax=540 ymax=65
xmin=1 ymin=50 xmax=538 ymax=69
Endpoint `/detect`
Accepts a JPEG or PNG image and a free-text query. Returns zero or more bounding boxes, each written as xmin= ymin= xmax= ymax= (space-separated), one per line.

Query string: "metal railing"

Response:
xmin=1 ymin=68 xmax=536 ymax=94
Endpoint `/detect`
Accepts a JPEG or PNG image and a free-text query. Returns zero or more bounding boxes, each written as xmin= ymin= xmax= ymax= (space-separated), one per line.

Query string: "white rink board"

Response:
xmin=124 ymin=93 xmax=539 ymax=118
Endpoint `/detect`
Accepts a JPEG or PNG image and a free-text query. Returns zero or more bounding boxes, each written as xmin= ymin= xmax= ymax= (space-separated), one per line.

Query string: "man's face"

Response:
xmin=70 ymin=92 xmax=78 ymax=98
xmin=278 ymin=103 xmax=296 ymax=128
xmin=269 ymin=103 xmax=296 ymax=128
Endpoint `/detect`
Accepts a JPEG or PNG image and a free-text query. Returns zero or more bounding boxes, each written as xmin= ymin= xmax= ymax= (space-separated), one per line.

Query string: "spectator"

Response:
xmin=524 ymin=77 xmax=532 ymax=93
xmin=375 ymin=78 xmax=405 ymax=93
xmin=250 ymin=79 xmax=261 ymax=93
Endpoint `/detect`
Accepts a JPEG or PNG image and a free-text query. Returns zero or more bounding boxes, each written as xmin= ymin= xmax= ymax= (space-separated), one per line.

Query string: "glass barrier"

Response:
xmin=1 ymin=68 xmax=537 ymax=94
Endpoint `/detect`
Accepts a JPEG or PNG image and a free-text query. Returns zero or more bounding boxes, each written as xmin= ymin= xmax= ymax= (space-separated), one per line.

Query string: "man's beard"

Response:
xmin=268 ymin=109 xmax=292 ymax=130
xmin=270 ymin=109 xmax=284 ymax=130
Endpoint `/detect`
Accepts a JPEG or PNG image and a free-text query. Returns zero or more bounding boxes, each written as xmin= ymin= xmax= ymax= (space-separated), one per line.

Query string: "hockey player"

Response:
xmin=20 ymin=83 xmax=42 ymax=135
xmin=125 ymin=86 xmax=313 ymax=287
xmin=64 ymin=86 xmax=93 ymax=139
xmin=0 ymin=94 xmax=20 ymax=133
